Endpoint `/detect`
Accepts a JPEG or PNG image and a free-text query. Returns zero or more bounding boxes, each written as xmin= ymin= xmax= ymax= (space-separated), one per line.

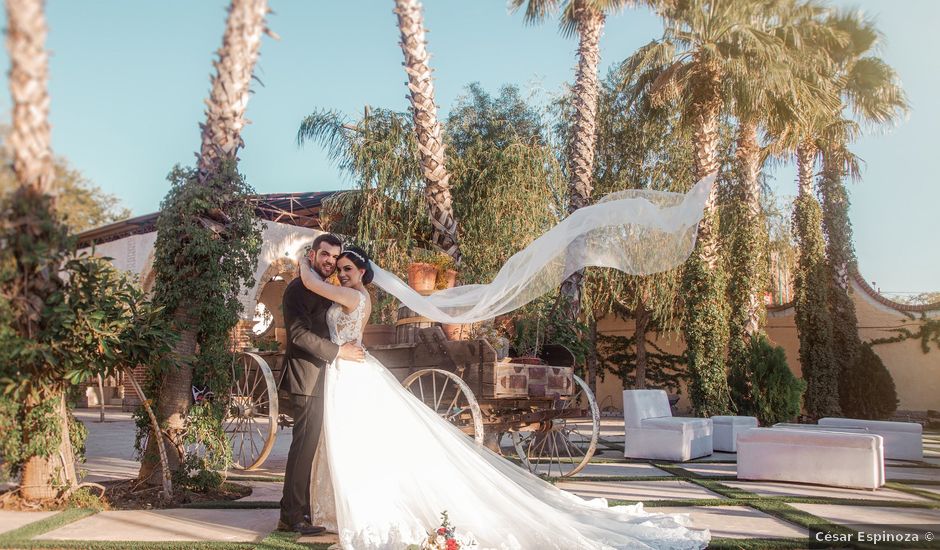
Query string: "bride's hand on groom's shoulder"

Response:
xmin=338 ymin=342 xmax=365 ymax=362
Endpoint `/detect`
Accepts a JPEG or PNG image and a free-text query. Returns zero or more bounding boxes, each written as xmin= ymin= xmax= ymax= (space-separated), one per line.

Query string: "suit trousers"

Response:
xmin=280 ymin=392 xmax=323 ymax=525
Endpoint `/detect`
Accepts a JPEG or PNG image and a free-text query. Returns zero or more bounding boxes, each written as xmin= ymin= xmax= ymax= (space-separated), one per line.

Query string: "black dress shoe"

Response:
xmin=277 ymin=519 xmax=326 ymax=536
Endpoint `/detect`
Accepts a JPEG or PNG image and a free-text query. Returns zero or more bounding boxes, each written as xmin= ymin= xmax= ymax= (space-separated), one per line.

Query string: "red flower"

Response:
xmin=446 ymin=539 xmax=459 ymax=550
xmin=437 ymin=527 xmax=447 ymax=535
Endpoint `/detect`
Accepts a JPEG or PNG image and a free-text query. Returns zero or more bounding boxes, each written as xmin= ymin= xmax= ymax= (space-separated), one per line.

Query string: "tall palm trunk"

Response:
xmin=558 ymin=1 xmax=605 ymax=320
xmin=792 ymin=139 xmax=840 ymax=420
xmin=138 ymin=0 xmax=269 ymax=484
xmin=5 ymin=0 xmax=77 ymax=500
xmin=731 ymin=120 xmax=766 ymax=336
xmin=727 ymin=120 xmax=767 ymax=412
xmin=394 ymin=0 xmax=460 ymax=263
xmin=680 ymin=63 xmax=730 ymax=416
xmin=819 ymin=146 xmax=862 ymax=413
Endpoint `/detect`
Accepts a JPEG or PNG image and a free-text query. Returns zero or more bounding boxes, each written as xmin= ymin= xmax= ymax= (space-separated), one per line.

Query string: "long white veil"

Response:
xmin=370 ymin=174 xmax=715 ymax=324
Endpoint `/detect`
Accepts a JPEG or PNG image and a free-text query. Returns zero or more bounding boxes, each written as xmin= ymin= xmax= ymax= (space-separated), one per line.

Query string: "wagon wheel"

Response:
xmin=510 ymin=375 xmax=599 ymax=478
xmin=402 ymin=368 xmax=484 ymax=445
xmin=224 ymin=352 xmax=279 ymax=470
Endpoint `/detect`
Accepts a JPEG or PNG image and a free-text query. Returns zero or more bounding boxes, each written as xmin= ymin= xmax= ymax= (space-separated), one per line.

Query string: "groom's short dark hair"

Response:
xmin=311 ymin=233 xmax=342 ymax=251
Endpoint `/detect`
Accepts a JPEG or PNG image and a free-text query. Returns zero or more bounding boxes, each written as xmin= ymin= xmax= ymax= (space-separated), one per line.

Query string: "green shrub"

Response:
xmin=732 ymin=334 xmax=805 ymax=425
xmin=839 ymin=344 xmax=898 ymax=420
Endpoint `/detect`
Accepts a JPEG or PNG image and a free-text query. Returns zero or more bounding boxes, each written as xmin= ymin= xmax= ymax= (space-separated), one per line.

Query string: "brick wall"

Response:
xmin=232 ymin=319 xmax=255 ymax=351
xmin=122 ymin=365 xmax=149 ymax=412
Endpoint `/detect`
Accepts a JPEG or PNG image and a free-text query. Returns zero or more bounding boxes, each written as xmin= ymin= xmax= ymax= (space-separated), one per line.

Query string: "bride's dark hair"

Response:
xmin=339 ymin=245 xmax=374 ymax=285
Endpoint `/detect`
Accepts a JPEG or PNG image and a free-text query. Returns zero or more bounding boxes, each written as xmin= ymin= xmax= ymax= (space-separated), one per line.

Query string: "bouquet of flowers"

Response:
xmin=418 ymin=511 xmax=478 ymax=550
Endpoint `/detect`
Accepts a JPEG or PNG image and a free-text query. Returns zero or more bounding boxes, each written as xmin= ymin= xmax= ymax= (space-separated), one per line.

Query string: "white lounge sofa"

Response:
xmin=737 ymin=427 xmax=885 ymax=489
xmin=623 ymin=389 xmax=713 ymax=461
xmin=818 ymin=417 xmax=923 ymax=461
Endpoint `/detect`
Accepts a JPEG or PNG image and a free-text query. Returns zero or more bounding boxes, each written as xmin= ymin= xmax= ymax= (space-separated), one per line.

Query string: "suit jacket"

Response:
xmin=281 ymin=277 xmax=340 ymax=397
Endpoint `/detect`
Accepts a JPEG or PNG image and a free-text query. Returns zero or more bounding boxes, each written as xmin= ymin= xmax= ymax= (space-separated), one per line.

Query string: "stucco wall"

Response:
xmin=595 ymin=280 xmax=940 ymax=415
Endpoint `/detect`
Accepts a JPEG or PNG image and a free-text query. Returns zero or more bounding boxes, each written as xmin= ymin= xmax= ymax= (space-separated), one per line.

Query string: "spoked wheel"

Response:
xmin=225 ymin=352 xmax=279 ymax=470
xmin=402 ymin=368 xmax=485 ymax=445
xmin=509 ymin=375 xmax=599 ymax=478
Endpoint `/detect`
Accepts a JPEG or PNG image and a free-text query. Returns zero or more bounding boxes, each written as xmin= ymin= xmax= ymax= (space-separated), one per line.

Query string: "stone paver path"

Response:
xmin=35 ymin=508 xmax=279 ymax=542
xmin=723 ymin=480 xmax=933 ymax=503
xmin=652 ymin=505 xmax=807 ymax=539
xmin=0 ymin=511 xmax=58 ymax=535
xmin=4 ymin=410 xmax=932 ymax=548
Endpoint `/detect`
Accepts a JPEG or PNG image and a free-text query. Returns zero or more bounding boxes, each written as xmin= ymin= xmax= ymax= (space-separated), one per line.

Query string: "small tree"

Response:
xmin=731 ymin=335 xmax=805 ymax=425
xmin=839 ymin=344 xmax=898 ymax=420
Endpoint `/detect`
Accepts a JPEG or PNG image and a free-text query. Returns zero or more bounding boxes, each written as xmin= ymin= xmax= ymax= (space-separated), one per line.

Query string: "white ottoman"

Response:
xmin=818 ymin=417 xmax=923 ymax=461
xmin=737 ymin=427 xmax=885 ymax=489
xmin=711 ymin=416 xmax=758 ymax=452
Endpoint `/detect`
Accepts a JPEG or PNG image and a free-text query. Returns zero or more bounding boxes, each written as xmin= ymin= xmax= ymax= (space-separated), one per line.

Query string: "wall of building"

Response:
xmin=594 ymin=279 xmax=940 ymax=415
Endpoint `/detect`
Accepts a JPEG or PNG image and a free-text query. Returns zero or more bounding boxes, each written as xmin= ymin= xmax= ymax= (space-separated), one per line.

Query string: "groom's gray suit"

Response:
xmin=279 ymin=276 xmax=339 ymax=526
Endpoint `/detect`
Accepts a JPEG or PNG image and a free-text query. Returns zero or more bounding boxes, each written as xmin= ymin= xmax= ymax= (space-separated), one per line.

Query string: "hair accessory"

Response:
xmin=343 ymin=248 xmax=367 ymax=265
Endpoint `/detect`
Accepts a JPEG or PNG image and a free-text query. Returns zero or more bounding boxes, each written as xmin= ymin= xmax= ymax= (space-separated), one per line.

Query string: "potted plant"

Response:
xmin=407 ymin=261 xmax=438 ymax=293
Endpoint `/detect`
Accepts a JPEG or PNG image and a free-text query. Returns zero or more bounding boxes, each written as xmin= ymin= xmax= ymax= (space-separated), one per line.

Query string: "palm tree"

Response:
xmin=511 ymin=0 xmax=638 ymax=319
xmin=724 ymin=0 xmax=842 ymax=412
xmin=755 ymin=3 xmax=849 ymax=420
xmin=624 ymin=0 xmax=788 ymax=415
xmin=393 ymin=0 xmax=461 ymax=263
xmin=3 ymin=0 xmax=78 ymax=501
xmin=815 ymin=11 xmax=908 ymax=414
xmin=137 ymin=0 xmax=269 ymax=485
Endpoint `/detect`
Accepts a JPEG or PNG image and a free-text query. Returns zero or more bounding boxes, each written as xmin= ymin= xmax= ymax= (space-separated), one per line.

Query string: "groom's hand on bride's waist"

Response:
xmin=338 ymin=342 xmax=365 ymax=362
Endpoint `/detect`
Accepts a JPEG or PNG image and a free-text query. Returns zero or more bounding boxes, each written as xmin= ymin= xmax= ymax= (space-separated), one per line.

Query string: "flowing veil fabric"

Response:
xmin=306 ymin=177 xmax=717 ymax=549
xmin=369 ymin=175 xmax=715 ymax=323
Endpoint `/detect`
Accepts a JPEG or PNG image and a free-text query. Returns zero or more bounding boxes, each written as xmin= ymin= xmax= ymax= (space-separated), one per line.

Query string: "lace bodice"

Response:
xmin=326 ymin=291 xmax=367 ymax=346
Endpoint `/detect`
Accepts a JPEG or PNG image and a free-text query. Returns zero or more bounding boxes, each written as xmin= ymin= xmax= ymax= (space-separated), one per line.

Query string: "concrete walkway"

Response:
xmin=1 ymin=412 xmax=937 ymax=548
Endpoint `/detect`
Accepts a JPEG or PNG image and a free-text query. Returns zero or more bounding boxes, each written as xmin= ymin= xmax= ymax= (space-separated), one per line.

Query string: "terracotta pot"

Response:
xmin=362 ymin=324 xmax=396 ymax=347
xmin=407 ymin=262 xmax=437 ymax=293
xmin=442 ymin=322 xmax=470 ymax=341
xmin=441 ymin=269 xmax=458 ymax=289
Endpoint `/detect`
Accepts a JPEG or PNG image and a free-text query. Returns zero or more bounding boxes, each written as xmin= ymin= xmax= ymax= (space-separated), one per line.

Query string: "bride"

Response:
xmin=297 ymin=242 xmax=710 ymax=549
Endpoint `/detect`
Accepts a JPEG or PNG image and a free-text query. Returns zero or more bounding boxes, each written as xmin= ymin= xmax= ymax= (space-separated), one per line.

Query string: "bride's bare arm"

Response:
xmin=300 ymin=260 xmax=362 ymax=311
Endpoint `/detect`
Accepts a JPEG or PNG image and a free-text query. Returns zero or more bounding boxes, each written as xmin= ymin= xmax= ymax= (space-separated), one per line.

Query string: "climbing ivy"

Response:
xmin=142 ymin=161 xmax=262 ymax=480
xmin=792 ymin=192 xmax=841 ymax=419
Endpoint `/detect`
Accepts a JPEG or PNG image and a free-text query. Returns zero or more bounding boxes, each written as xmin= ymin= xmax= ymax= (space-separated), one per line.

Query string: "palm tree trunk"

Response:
xmin=634 ymin=299 xmax=649 ymax=390
xmin=138 ymin=309 xmax=195 ymax=484
xmin=5 ymin=0 xmax=54 ymax=194
xmin=819 ymin=146 xmax=863 ymax=414
xmin=734 ymin=121 xmax=766 ymax=336
xmin=680 ymin=63 xmax=730 ymax=416
xmin=792 ymin=139 xmax=841 ymax=420
xmin=5 ymin=0 xmax=77 ymax=501
xmin=558 ymin=1 xmax=605 ymax=320
xmin=394 ymin=0 xmax=461 ymax=263
xmin=138 ymin=0 xmax=268 ymax=484
xmin=198 ymin=0 xmax=270 ymax=182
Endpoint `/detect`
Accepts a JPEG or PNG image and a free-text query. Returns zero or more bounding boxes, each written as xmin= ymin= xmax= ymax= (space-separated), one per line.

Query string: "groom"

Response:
xmin=279 ymin=233 xmax=365 ymax=535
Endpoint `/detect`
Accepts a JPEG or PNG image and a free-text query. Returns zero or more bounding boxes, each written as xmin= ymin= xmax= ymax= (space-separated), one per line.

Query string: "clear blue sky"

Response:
xmin=0 ymin=1 xmax=936 ymax=295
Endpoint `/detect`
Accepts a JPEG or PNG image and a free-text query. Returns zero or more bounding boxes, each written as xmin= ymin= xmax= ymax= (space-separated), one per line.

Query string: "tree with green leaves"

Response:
xmin=510 ymin=0 xmax=640 ymax=321
xmin=137 ymin=0 xmax=268 ymax=486
xmin=813 ymin=11 xmax=907 ymax=417
xmin=723 ymin=0 xmax=843 ymax=414
xmin=584 ymin=61 xmax=697 ymax=392
xmin=0 ymin=0 xmax=79 ymax=501
xmin=624 ymin=0 xmax=789 ymax=415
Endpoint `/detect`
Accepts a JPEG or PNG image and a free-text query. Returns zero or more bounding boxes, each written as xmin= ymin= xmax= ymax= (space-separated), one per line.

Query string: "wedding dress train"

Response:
xmin=310 ymin=293 xmax=709 ymax=550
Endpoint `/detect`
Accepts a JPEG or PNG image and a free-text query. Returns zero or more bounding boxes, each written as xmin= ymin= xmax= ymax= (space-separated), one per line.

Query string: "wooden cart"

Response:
xmin=225 ymin=327 xmax=600 ymax=477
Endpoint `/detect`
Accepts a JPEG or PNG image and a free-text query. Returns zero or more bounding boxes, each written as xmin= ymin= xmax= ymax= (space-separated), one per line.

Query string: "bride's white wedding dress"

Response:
xmin=310 ymin=293 xmax=709 ymax=550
